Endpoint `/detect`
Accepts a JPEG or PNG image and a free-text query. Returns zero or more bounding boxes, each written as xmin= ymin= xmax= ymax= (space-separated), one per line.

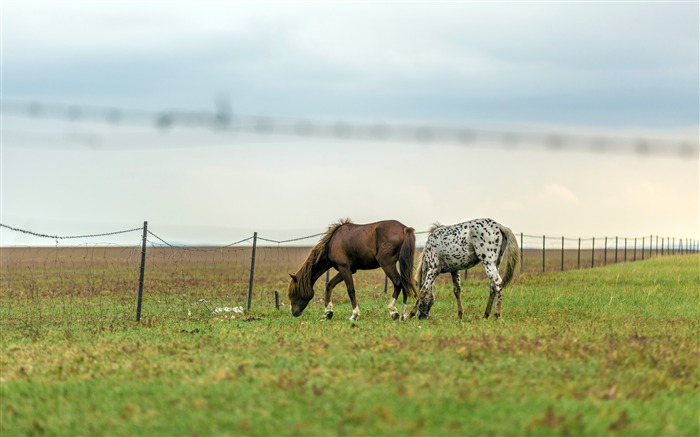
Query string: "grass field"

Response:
xmin=1 ymin=250 xmax=698 ymax=436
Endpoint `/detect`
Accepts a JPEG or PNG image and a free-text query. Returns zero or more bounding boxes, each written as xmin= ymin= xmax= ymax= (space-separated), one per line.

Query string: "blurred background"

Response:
xmin=2 ymin=2 xmax=698 ymax=247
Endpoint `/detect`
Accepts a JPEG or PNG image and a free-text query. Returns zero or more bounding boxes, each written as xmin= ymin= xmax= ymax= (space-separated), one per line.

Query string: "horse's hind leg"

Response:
xmin=381 ymin=263 xmax=403 ymax=320
xmin=451 ymin=271 xmax=464 ymax=319
xmin=483 ymin=262 xmax=503 ymax=319
xmin=337 ymin=266 xmax=360 ymax=321
xmin=324 ymin=272 xmax=343 ymax=319
xmin=401 ymin=288 xmax=409 ymax=321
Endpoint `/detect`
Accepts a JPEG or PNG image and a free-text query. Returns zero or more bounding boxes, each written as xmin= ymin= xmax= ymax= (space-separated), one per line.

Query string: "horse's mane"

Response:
xmin=415 ymin=223 xmax=444 ymax=288
xmin=293 ymin=218 xmax=352 ymax=299
xmin=428 ymin=222 xmax=444 ymax=235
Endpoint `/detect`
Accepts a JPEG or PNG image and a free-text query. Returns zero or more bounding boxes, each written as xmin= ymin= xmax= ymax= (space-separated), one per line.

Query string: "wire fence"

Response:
xmin=3 ymin=99 xmax=698 ymax=159
xmin=1 ymin=222 xmax=698 ymax=336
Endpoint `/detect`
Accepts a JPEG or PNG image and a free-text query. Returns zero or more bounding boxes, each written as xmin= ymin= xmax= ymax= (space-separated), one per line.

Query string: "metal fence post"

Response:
xmin=633 ymin=238 xmax=637 ymax=261
xmin=641 ymin=237 xmax=645 ymax=260
xmin=615 ymin=237 xmax=618 ymax=263
xmin=656 ymin=236 xmax=659 ymax=256
xmin=577 ymin=238 xmax=581 ymax=269
xmin=136 ymin=221 xmax=148 ymax=322
xmin=604 ymin=237 xmax=607 ymax=266
xmin=591 ymin=237 xmax=595 ymax=268
xmin=624 ymin=238 xmax=627 ymax=262
xmin=561 ymin=236 xmax=564 ymax=271
xmin=247 ymin=232 xmax=258 ymax=312
xmin=542 ymin=235 xmax=545 ymax=273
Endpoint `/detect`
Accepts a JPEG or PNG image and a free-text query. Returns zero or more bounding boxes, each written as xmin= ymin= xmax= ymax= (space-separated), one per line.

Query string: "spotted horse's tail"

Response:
xmin=496 ymin=224 xmax=520 ymax=288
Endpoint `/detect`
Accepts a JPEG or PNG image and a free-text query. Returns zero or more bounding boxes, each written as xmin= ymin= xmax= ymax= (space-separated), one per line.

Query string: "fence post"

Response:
xmin=247 ymin=232 xmax=258 ymax=312
xmin=591 ymin=237 xmax=595 ymax=268
xmin=656 ymin=236 xmax=659 ymax=256
xmin=274 ymin=290 xmax=280 ymax=310
xmin=641 ymin=237 xmax=645 ymax=260
xmin=673 ymin=238 xmax=675 ymax=255
xmin=577 ymin=238 xmax=581 ymax=269
xmin=624 ymin=238 xmax=627 ymax=262
xmin=661 ymin=238 xmax=665 ymax=256
xmin=615 ymin=237 xmax=618 ymax=263
xmin=136 ymin=221 xmax=148 ymax=323
xmin=633 ymin=238 xmax=637 ymax=261
xmin=542 ymin=235 xmax=545 ymax=273
xmin=561 ymin=236 xmax=564 ymax=271
xmin=650 ymin=235 xmax=653 ymax=258
xmin=604 ymin=237 xmax=607 ymax=266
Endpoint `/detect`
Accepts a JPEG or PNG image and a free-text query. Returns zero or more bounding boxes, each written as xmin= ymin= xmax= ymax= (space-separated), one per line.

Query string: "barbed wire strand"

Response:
xmin=257 ymin=232 xmax=326 ymax=244
xmin=0 ymin=223 xmax=142 ymax=240
xmin=147 ymin=230 xmax=253 ymax=252
xmin=2 ymin=99 xmax=697 ymax=159
xmin=2 ymin=223 xmax=693 ymax=251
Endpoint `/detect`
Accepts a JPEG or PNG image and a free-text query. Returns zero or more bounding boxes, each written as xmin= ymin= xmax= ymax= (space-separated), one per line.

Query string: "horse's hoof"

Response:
xmin=418 ymin=312 xmax=428 ymax=320
xmin=391 ymin=312 xmax=400 ymax=320
xmin=325 ymin=311 xmax=334 ymax=320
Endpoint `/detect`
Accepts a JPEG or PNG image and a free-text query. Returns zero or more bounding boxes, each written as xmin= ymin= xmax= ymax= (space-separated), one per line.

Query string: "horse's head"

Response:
xmin=287 ymin=273 xmax=313 ymax=317
xmin=416 ymin=292 xmax=434 ymax=320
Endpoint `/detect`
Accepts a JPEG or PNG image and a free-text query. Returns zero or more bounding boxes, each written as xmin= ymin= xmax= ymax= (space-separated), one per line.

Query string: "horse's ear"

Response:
xmin=289 ymin=273 xmax=297 ymax=282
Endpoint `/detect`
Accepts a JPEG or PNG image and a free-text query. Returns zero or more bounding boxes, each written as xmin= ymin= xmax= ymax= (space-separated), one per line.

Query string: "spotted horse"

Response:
xmin=408 ymin=218 xmax=520 ymax=320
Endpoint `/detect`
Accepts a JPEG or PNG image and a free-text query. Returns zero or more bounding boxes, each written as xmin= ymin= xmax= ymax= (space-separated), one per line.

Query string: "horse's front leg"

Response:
xmin=483 ymin=263 xmax=503 ymax=319
xmin=451 ymin=271 xmax=464 ymax=320
xmin=408 ymin=270 xmax=437 ymax=320
xmin=324 ymin=272 xmax=343 ymax=319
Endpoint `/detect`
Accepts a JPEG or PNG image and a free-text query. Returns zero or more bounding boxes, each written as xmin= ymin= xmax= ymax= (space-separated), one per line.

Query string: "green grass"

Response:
xmin=1 ymin=255 xmax=698 ymax=436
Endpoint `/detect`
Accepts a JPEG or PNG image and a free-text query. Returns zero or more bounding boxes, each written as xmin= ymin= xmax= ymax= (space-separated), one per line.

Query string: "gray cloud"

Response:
xmin=3 ymin=2 xmax=697 ymax=126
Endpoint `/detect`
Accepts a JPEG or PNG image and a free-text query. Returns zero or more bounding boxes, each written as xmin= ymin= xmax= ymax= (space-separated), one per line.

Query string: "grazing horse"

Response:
xmin=288 ymin=219 xmax=416 ymax=321
xmin=408 ymin=218 xmax=520 ymax=320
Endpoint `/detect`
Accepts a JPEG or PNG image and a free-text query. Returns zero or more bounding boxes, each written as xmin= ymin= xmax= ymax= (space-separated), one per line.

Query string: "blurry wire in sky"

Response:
xmin=2 ymin=99 xmax=697 ymax=159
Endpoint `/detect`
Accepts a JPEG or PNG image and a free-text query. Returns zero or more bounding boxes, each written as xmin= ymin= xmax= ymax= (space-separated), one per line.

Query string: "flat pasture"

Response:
xmin=1 ymin=247 xmax=698 ymax=436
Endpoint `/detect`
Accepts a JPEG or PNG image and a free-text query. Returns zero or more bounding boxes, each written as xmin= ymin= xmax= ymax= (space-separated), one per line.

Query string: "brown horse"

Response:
xmin=288 ymin=219 xmax=416 ymax=321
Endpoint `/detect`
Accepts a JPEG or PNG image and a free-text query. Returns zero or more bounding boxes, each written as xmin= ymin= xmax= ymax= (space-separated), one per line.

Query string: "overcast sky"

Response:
xmin=1 ymin=2 xmax=698 ymax=247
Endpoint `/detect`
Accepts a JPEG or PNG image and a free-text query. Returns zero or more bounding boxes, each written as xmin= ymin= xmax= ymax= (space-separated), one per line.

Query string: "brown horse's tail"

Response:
xmin=399 ymin=227 xmax=417 ymax=299
xmin=497 ymin=224 xmax=521 ymax=288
